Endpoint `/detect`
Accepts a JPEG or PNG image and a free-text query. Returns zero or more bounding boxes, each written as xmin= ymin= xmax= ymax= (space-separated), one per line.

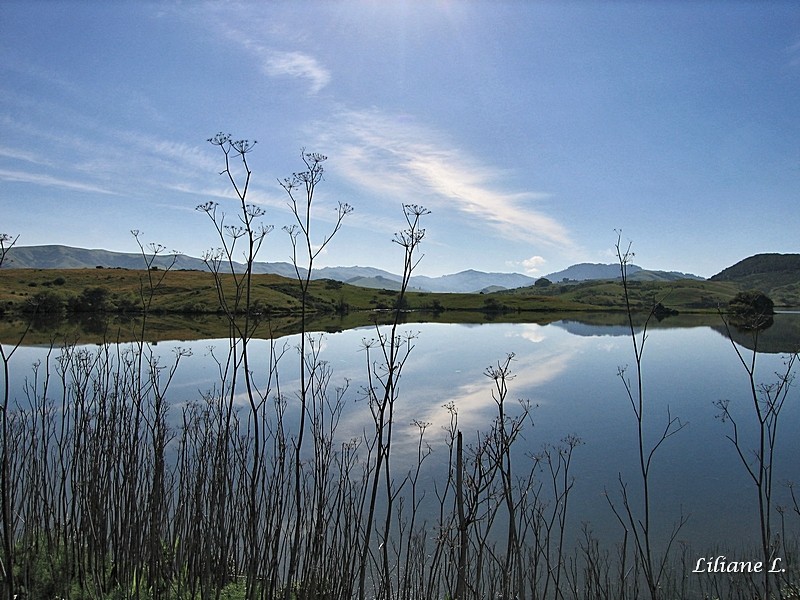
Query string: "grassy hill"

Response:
xmin=511 ymin=252 xmax=800 ymax=309
xmin=709 ymin=253 xmax=800 ymax=305
xmin=0 ymin=267 xmax=596 ymax=343
xmin=0 ymin=267 xmax=592 ymax=318
xmin=2 ymin=264 xmax=798 ymax=345
xmin=3 ymin=253 xmax=799 ymax=332
xmin=1 ymin=264 xmax=788 ymax=321
xmin=501 ymin=277 xmax=742 ymax=310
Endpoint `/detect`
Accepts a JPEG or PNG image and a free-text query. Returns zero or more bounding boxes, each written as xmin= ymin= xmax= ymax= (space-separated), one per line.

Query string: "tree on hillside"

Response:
xmin=69 ymin=287 xmax=111 ymax=313
xmin=728 ymin=290 xmax=774 ymax=330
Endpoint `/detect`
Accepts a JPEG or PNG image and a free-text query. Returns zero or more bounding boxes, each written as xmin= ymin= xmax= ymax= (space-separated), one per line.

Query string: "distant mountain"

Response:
xmin=544 ymin=262 xmax=702 ymax=283
xmin=410 ymin=270 xmax=536 ymax=293
xmin=343 ymin=276 xmax=404 ymax=291
xmin=2 ymin=245 xmax=535 ymax=293
xmin=544 ymin=263 xmax=635 ymax=282
xmin=6 ymin=245 xmax=719 ymax=293
xmin=3 ymin=244 xmax=300 ymax=277
xmin=2 ymin=245 xmax=173 ymax=270
xmin=315 ymin=265 xmax=401 ymax=283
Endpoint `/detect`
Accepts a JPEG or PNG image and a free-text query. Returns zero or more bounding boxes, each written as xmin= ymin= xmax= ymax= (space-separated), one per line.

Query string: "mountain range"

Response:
xmin=3 ymin=244 xmax=704 ymax=293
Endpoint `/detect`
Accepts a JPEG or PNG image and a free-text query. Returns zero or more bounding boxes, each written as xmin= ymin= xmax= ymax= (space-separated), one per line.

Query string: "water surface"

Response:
xmin=5 ymin=313 xmax=800 ymax=553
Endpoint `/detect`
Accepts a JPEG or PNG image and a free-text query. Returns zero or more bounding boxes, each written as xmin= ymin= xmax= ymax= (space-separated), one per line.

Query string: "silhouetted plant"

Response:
xmin=357 ymin=204 xmax=428 ymax=600
xmin=606 ymin=233 xmax=687 ymax=600
xmin=197 ymin=133 xmax=277 ymax=599
xmin=715 ymin=314 xmax=798 ymax=599
xmin=279 ymin=149 xmax=352 ymax=600
xmin=0 ymin=231 xmax=23 ymax=600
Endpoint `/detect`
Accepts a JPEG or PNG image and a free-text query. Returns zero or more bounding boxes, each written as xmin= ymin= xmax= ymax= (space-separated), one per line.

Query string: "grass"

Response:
xmin=0 ymin=267 xmax=750 ymax=314
xmin=503 ymin=277 xmax=745 ymax=309
xmin=0 ymin=267 xmax=775 ymax=346
xmin=0 ymin=267 xmax=599 ymax=315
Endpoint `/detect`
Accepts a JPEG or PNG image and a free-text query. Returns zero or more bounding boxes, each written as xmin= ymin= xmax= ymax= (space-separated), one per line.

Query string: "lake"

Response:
xmin=5 ymin=311 xmax=800 ymax=560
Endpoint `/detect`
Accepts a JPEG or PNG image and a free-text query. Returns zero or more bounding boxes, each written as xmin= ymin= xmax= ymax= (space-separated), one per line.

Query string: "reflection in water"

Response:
xmin=4 ymin=315 xmax=800 ymax=553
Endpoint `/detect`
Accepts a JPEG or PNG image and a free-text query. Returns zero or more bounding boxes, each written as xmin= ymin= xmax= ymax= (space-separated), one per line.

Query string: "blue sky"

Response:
xmin=1 ymin=1 xmax=798 ymax=278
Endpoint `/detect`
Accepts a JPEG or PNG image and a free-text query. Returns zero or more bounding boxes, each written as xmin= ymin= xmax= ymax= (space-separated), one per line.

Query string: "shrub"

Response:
xmin=728 ymin=290 xmax=774 ymax=329
xmin=69 ymin=286 xmax=110 ymax=313
xmin=114 ymin=295 xmax=139 ymax=313
xmin=22 ymin=291 xmax=66 ymax=315
xmin=426 ymin=298 xmax=444 ymax=312
xmin=483 ymin=297 xmax=505 ymax=313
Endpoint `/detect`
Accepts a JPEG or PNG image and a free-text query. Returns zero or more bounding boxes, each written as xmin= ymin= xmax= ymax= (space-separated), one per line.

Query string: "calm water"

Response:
xmin=5 ymin=314 xmax=800 ymax=553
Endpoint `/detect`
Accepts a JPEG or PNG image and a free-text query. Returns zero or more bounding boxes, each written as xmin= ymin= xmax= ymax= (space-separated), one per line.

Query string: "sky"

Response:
xmin=1 ymin=1 xmax=799 ymax=279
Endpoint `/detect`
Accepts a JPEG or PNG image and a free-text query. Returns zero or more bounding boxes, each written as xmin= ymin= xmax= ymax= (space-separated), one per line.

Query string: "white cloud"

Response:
xmin=409 ymin=349 xmax=575 ymax=436
xmin=262 ymin=50 xmax=331 ymax=95
xmin=522 ymin=255 xmax=546 ymax=275
xmin=313 ymin=109 xmax=574 ymax=249
xmin=509 ymin=323 xmax=547 ymax=344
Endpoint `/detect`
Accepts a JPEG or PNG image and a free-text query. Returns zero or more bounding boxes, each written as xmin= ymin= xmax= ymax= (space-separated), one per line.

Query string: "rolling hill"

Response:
xmin=710 ymin=253 xmax=800 ymax=287
xmin=8 ymin=246 xmax=800 ymax=304
xmin=709 ymin=253 xmax=800 ymax=306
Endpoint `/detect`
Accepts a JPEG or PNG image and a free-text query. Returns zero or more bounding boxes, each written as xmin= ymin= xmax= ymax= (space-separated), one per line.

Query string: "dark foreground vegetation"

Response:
xmin=2 ymin=138 xmax=799 ymax=600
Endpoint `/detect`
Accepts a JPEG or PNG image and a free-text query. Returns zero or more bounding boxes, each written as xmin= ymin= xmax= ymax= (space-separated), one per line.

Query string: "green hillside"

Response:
xmin=709 ymin=253 xmax=800 ymax=305
xmin=4 ymin=252 xmax=800 ymax=340
xmin=502 ymin=277 xmax=742 ymax=309
xmin=0 ymin=267 xmax=591 ymax=319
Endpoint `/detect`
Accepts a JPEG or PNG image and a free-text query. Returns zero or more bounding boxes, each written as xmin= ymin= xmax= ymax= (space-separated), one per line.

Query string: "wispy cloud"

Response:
xmin=0 ymin=145 xmax=54 ymax=167
xmin=165 ymin=181 xmax=286 ymax=212
xmin=262 ymin=50 xmax=331 ymax=95
xmin=0 ymin=168 xmax=116 ymax=195
xmin=314 ymin=109 xmax=574 ymax=249
xmin=0 ymin=121 xmax=222 ymax=200
xmin=119 ymin=133 xmax=220 ymax=177
xmin=205 ymin=12 xmax=331 ymax=95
